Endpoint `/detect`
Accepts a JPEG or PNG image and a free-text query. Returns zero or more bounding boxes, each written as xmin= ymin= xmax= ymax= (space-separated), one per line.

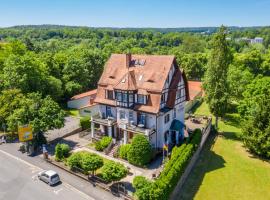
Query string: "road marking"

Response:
xmin=0 ymin=149 xmax=95 ymax=200
xmin=53 ymin=188 xmax=63 ymax=195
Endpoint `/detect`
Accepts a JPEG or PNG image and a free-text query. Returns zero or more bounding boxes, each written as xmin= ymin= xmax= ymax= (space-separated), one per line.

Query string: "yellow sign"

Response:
xmin=163 ymin=144 xmax=168 ymax=151
xmin=18 ymin=125 xmax=33 ymax=142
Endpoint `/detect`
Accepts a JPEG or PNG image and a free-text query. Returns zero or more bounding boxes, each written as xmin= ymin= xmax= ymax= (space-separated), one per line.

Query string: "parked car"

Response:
xmin=38 ymin=170 xmax=60 ymax=186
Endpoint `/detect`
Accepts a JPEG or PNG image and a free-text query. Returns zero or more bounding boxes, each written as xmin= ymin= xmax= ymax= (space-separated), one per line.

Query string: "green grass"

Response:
xmin=64 ymin=108 xmax=80 ymax=117
xmin=180 ymin=101 xmax=270 ymax=200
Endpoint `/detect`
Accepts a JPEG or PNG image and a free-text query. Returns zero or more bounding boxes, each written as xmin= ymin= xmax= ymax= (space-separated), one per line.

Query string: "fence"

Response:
xmin=170 ymin=117 xmax=212 ymax=200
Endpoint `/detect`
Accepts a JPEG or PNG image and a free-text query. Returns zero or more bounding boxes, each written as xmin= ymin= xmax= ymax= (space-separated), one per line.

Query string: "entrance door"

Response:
xmin=171 ymin=131 xmax=176 ymax=146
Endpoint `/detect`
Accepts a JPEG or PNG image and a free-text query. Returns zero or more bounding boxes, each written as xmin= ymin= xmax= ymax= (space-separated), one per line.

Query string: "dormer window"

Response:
xmin=106 ymin=90 xmax=114 ymax=100
xmin=137 ymin=94 xmax=145 ymax=104
xmin=115 ymin=90 xmax=135 ymax=108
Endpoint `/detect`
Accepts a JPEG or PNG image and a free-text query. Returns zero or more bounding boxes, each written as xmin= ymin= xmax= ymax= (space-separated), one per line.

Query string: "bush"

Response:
xmin=55 ymin=144 xmax=63 ymax=161
xmin=127 ymin=135 xmax=152 ymax=167
xmin=67 ymin=152 xmax=83 ymax=170
xmin=119 ymin=144 xmax=131 ymax=160
xmin=81 ymin=153 xmax=103 ymax=174
xmin=133 ymin=176 xmax=153 ymax=200
xmin=80 ymin=116 xmax=91 ymax=130
xmin=67 ymin=151 xmax=104 ymax=174
xmin=95 ymin=136 xmax=112 ymax=151
xmin=132 ymin=130 xmax=202 ymax=200
xmin=61 ymin=144 xmax=71 ymax=157
xmin=55 ymin=143 xmax=71 ymax=161
xmin=101 ymin=161 xmax=127 ymax=182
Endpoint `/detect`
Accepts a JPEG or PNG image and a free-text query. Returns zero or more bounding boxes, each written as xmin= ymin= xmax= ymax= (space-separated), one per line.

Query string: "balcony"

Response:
xmin=126 ymin=123 xmax=155 ymax=136
xmin=91 ymin=114 xmax=117 ymax=126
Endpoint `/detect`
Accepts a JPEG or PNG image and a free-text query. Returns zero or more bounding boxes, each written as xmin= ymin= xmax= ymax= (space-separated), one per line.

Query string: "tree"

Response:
xmin=127 ymin=135 xmax=152 ymax=166
xmin=203 ymin=26 xmax=232 ymax=128
xmin=6 ymin=93 xmax=65 ymax=148
xmin=238 ymin=77 xmax=270 ymax=158
xmin=55 ymin=143 xmax=63 ymax=161
xmin=0 ymin=89 xmax=24 ymax=126
xmin=101 ymin=161 xmax=127 ymax=182
xmin=81 ymin=153 xmax=103 ymax=175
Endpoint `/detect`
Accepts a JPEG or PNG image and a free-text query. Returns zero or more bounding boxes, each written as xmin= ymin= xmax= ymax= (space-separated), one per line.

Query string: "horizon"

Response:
xmin=1 ymin=0 xmax=270 ymax=28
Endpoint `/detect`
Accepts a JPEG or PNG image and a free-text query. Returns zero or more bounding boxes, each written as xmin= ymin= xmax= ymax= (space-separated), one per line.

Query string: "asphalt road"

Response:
xmin=0 ymin=143 xmax=120 ymax=200
xmin=0 ymin=150 xmax=93 ymax=200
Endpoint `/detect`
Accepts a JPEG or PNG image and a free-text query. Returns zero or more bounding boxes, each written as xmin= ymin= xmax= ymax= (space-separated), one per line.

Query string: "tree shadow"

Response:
xmin=178 ymin=132 xmax=226 ymax=200
xmin=46 ymin=138 xmax=80 ymax=156
xmin=218 ymin=131 xmax=241 ymax=142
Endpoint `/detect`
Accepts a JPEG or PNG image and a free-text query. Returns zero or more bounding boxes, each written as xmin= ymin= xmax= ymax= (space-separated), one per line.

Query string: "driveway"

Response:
xmin=45 ymin=117 xmax=81 ymax=142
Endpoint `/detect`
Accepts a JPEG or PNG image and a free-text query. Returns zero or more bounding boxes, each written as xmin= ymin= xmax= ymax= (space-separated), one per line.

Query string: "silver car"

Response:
xmin=38 ymin=170 xmax=60 ymax=186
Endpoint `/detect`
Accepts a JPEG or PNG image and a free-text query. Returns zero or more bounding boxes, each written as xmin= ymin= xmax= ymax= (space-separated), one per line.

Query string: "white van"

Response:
xmin=38 ymin=170 xmax=60 ymax=186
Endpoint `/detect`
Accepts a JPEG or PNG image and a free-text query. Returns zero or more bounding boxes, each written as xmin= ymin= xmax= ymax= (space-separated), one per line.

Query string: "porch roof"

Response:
xmin=170 ymin=119 xmax=185 ymax=132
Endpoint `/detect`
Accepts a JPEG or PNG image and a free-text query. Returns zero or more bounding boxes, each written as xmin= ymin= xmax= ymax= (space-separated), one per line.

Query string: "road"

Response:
xmin=0 ymin=143 xmax=120 ymax=200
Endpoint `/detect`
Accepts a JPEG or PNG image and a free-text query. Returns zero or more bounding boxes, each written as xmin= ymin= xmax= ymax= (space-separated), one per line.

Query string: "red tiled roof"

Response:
xmin=188 ymin=81 xmax=203 ymax=101
xmin=95 ymin=54 xmax=189 ymax=114
xmin=71 ymin=89 xmax=97 ymax=100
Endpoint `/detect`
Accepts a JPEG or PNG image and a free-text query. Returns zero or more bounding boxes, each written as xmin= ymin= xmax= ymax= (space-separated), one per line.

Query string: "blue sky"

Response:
xmin=0 ymin=0 xmax=269 ymax=27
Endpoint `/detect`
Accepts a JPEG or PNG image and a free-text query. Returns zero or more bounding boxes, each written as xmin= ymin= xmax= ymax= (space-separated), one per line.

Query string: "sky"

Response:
xmin=0 ymin=0 xmax=270 ymax=28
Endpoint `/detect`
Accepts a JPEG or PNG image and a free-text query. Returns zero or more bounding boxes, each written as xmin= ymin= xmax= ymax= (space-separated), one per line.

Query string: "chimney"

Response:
xmin=125 ymin=53 xmax=131 ymax=68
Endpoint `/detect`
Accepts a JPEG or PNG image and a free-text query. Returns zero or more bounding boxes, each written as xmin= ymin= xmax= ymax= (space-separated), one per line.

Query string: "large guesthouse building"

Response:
xmin=92 ymin=54 xmax=189 ymax=150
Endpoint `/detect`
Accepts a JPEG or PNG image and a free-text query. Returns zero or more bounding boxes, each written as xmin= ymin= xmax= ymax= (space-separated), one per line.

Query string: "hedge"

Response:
xmin=95 ymin=136 xmax=112 ymax=151
xmin=134 ymin=129 xmax=202 ymax=200
xmin=80 ymin=116 xmax=91 ymax=130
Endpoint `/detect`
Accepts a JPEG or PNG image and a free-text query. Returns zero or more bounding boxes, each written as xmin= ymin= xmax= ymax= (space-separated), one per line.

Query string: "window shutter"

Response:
xmin=144 ymin=96 xmax=146 ymax=104
xmin=135 ymin=94 xmax=137 ymax=103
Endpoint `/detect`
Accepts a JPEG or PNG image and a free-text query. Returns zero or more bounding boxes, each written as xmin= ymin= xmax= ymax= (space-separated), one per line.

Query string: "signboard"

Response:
xmin=18 ymin=125 xmax=33 ymax=142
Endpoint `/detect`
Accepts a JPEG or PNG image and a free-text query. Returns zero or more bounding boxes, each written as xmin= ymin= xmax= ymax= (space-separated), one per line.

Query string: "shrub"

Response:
xmin=119 ymin=144 xmax=131 ymax=160
xmin=80 ymin=116 xmax=91 ymax=130
xmin=55 ymin=144 xmax=63 ymax=161
xmin=81 ymin=153 xmax=103 ymax=174
xmin=133 ymin=176 xmax=153 ymax=200
xmin=101 ymin=161 xmax=127 ymax=182
xmin=95 ymin=141 xmax=103 ymax=151
xmin=132 ymin=130 xmax=202 ymax=200
xmin=55 ymin=143 xmax=71 ymax=161
xmin=95 ymin=136 xmax=112 ymax=151
xmin=67 ymin=152 xmax=83 ymax=170
xmin=127 ymin=135 xmax=152 ymax=167
xmin=61 ymin=144 xmax=71 ymax=157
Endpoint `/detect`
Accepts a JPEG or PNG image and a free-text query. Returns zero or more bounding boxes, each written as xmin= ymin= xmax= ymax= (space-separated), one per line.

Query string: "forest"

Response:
xmin=0 ymin=25 xmax=269 ymax=156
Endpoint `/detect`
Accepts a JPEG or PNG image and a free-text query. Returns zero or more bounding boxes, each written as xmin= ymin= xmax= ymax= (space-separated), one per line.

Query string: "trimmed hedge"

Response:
xmin=80 ymin=116 xmax=91 ymax=130
xmin=119 ymin=144 xmax=131 ymax=160
xmin=134 ymin=129 xmax=202 ymax=200
xmin=95 ymin=136 xmax=112 ymax=151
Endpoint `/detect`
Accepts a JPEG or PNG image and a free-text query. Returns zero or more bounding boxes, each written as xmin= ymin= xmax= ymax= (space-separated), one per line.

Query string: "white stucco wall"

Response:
xmin=79 ymin=105 xmax=99 ymax=117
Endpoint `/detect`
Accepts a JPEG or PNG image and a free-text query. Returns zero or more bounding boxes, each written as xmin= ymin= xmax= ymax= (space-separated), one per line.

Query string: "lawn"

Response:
xmin=64 ymin=108 xmax=80 ymax=117
xmin=180 ymin=101 xmax=270 ymax=200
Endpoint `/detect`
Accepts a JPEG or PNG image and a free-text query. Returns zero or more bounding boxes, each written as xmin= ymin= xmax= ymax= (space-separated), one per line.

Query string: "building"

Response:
xmin=185 ymin=81 xmax=203 ymax=113
xmin=250 ymin=37 xmax=263 ymax=44
xmin=91 ymin=54 xmax=189 ymax=150
xmin=67 ymin=89 xmax=98 ymax=117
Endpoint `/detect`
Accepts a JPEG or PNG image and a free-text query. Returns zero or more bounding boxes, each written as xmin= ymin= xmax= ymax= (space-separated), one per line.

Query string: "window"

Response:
xmin=116 ymin=91 xmax=122 ymax=101
xmin=138 ymin=113 xmax=146 ymax=126
xmin=164 ymin=131 xmax=169 ymax=143
xmin=161 ymin=93 xmax=166 ymax=103
xmin=173 ymin=108 xmax=176 ymax=119
xmin=176 ymin=89 xmax=181 ymax=99
xmin=164 ymin=114 xmax=170 ymax=124
xmin=137 ymin=94 xmax=144 ymax=104
xmin=129 ymin=111 xmax=133 ymax=122
xmin=106 ymin=106 xmax=112 ymax=117
xmin=123 ymin=92 xmax=128 ymax=102
xmin=106 ymin=90 xmax=114 ymax=100
xmin=120 ymin=110 xmax=125 ymax=119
